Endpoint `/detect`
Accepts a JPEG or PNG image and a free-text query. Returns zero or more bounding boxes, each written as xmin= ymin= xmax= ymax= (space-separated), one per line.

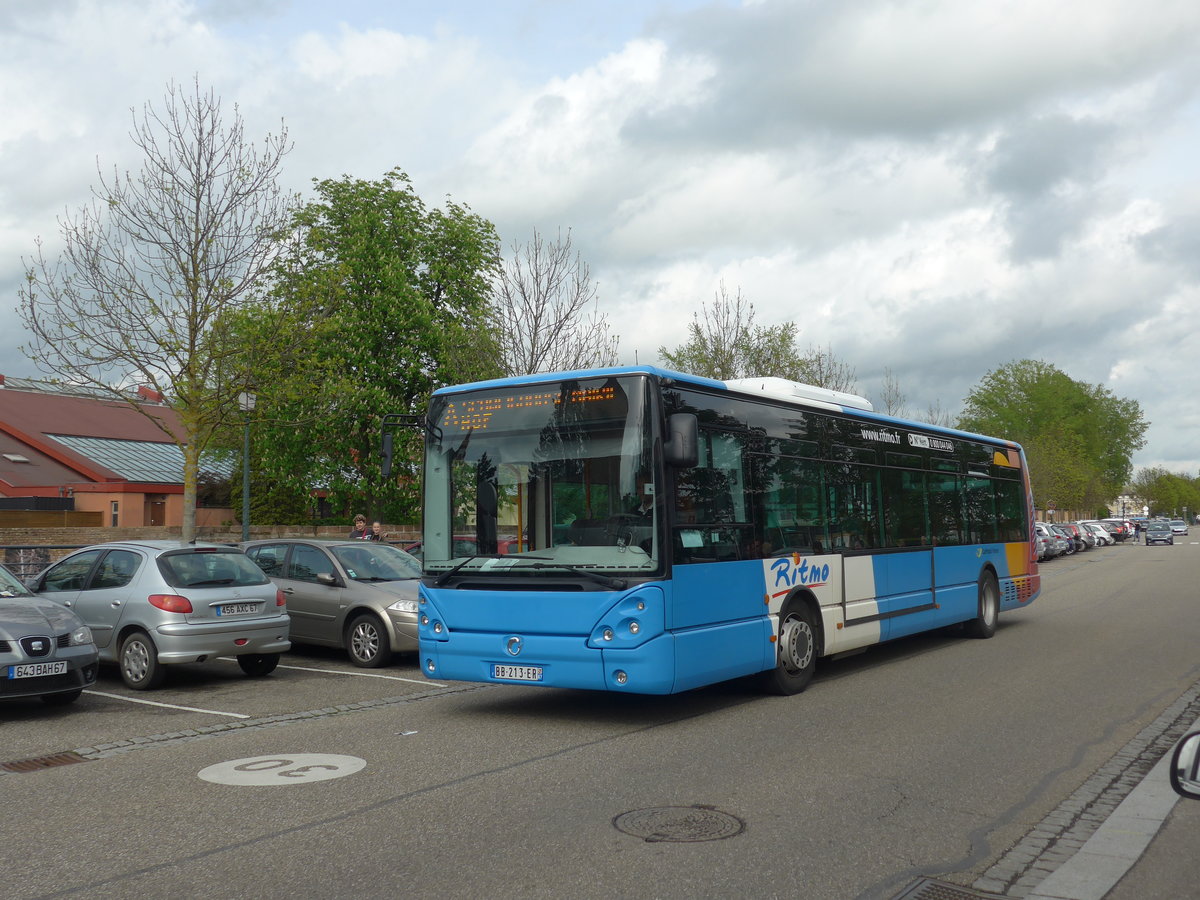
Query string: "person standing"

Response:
xmin=348 ymin=514 xmax=368 ymax=539
xmin=367 ymin=521 xmax=385 ymax=542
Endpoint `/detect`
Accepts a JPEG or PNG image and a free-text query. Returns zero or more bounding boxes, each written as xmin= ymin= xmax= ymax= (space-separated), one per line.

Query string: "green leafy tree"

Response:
xmin=1129 ymin=467 xmax=1200 ymax=518
xmin=236 ymin=169 xmax=503 ymax=525
xmin=16 ymin=79 xmax=294 ymax=540
xmin=957 ymin=359 xmax=1148 ymax=511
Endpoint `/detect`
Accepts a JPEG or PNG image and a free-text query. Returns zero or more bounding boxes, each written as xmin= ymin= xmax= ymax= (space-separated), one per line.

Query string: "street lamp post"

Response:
xmin=239 ymin=392 xmax=256 ymax=542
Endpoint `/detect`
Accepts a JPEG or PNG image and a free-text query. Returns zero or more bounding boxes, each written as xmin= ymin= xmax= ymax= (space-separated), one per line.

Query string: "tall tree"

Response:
xmin=17 ymin=79 xmax=294 ymax=540
xmin=235 ymin=170 xmax=503 ymax=524
xmin=957 ymin=359 xmax=1148 ymax=511
xmin=661 ymin=283 xmax=798 ymax=380
xmin=659 ymin=283 xmax=859 ymax=392
xmin=493 ymin=228 xmax=618 ymax=375
xmin=800 ymin=343 xmax=859 ymax=393
xmin=878 ymin=367 xmax=908 ymax=417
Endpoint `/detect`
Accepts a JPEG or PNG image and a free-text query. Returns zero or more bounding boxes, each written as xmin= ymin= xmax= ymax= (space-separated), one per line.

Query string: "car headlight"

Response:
xmin=388 ymin=599 xmax=419 ymax=614
xmin=69 ymin=625 xmax=93 ymax=646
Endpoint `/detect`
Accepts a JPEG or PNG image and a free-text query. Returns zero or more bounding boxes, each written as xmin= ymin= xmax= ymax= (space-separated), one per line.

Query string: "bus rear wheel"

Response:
xmin=760 ymin=602 xmax=818 ymax=695
xmin=964 ymin=572 xmax=999 ymax=639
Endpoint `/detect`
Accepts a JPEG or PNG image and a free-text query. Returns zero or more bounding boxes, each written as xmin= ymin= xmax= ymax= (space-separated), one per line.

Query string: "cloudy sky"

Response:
xmin=3 ymin=0 xmax=1199 ymax=479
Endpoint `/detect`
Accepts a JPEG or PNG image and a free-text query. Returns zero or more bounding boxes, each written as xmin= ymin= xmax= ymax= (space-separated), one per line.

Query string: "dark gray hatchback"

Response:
xmin=1 ymin=563 xmax=99 ymax=705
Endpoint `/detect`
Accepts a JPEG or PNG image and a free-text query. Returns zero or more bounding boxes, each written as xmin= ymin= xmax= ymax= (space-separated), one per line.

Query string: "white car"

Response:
xmin=1081 ymin=522 xmax=1113 ymax=546
xmin=1170 ymin=519 xmax=1188 ymax=536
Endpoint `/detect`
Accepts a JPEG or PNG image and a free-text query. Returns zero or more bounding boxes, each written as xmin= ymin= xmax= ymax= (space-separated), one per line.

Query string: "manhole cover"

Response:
xmin=613 ymin=805 xmax=745 ymax=842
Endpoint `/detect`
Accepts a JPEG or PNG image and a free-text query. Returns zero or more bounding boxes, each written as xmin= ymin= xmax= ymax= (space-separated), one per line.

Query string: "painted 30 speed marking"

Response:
xmin=198 ymin=754 xmax=366 ymax=786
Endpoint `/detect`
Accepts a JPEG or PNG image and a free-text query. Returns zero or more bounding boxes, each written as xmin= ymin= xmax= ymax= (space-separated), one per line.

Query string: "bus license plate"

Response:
xmin=8 ymin=661 xmax=68 ymax=679
xmin=216 ymin=603 xmax=259 ymax=616
xmin=493 ymin=664 xmax=543 ymax=682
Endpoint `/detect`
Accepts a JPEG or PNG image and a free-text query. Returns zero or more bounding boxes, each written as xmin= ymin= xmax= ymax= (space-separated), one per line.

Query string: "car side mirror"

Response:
xmin=1170 ymin=731 xmax=1200 ymax=799
xmin=664 ymin=413 xmax=698 ymax=468
xmin=317 ymin=572 xmax=338 ymax=587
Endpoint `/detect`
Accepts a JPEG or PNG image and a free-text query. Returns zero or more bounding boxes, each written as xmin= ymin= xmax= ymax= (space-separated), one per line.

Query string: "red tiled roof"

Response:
xmin=0 ymin=384 xmax=184 ymax=489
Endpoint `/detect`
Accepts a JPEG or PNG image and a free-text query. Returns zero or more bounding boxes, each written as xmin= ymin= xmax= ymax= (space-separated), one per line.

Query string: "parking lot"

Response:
xmin=0 ymin=643 xmax=459 ymax=769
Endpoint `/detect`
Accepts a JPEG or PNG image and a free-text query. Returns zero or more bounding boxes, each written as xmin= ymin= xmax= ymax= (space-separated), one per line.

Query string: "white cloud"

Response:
xmin=1 ymin=0 xmax=1199 ymax=480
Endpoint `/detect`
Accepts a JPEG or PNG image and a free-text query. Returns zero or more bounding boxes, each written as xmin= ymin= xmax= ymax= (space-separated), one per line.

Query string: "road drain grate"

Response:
xmin=889 ymin=878 xmax=1004 ymax=900
xmin=2 ymin=751 xmax=89 ymax=773
xmin=612 ymin=805 xmax=745 ymax=842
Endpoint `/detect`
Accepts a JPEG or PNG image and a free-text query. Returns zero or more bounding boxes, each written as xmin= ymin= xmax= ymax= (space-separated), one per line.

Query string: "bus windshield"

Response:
xmin=422 ymin=374 xmax=660 ymax=575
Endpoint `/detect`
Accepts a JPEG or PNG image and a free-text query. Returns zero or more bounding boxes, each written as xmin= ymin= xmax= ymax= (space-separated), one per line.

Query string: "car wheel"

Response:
xmin=120 ymin=630 xmax=166 ymax=690
xmin=758 ymin=601 xmax=818 ymax=695
xmin=41 ymin=689 xmax=83 ymax=706
xmin=347 ymin=613 xmax=392 ymax=668
xmin=237 ymin=653 xmax=280 ymax=677
xmin=964 ymin=572 xmax=999 ymax=639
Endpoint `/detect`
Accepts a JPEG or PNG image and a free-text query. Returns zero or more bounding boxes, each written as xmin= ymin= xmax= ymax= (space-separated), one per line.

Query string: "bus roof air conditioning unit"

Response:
xmin=724 ymin=377 xmax=874 ymax=412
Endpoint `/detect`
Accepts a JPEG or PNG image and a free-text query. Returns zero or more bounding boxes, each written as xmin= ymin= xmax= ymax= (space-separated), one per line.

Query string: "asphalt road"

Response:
xmin=2 ymin=534 xmax=1198 ymax=900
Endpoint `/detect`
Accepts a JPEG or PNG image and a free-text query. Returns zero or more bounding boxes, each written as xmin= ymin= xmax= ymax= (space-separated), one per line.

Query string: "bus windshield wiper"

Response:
xmin=522 ymin=563 xmax=627 ymax=590
xmin=433 ymin=555 xmax=627 ymax=590
xmin=433 ymin=554 xmax=548 ymax=586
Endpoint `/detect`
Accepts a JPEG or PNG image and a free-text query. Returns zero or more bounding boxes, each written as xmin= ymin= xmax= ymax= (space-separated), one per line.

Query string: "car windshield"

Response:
xmin=0 ymin=565 xmax=33 ymax=597
xmin=1148 ymin=523 xmax=1170 ymax=532
xmin=332 ymin=544 xmax=422 ymax=581
xmin=160 ymin=550 xmax=271 ymax=588
xmin=422 ymin=374 xmax=659 ymax=575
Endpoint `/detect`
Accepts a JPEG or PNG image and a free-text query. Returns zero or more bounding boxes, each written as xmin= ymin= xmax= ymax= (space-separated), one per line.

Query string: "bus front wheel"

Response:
xmin=760 ymin=602 xmax=818 ymax=696
xmin=964 ymin=572 xmax=999 ymax=639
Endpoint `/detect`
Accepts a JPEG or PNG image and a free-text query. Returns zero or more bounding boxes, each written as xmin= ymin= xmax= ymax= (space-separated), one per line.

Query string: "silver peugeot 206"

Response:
xmin=28 ymin=541 xmax=290 ymax=690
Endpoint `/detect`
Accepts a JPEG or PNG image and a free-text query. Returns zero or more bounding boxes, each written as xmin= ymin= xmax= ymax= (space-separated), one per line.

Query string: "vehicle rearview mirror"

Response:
xmin=664 ymin=413 xmax=698 ymax=468
xmin=1170 ymin=731 xmax=1200 ymax=800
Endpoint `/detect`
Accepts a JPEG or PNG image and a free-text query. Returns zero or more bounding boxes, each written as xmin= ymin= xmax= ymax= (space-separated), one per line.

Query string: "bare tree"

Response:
xmin=878 ymin=367 xmax=908 ymax=417
xmin=17 ymin=78 xmax=294 ymax=540
xmin=493 ymin=228 xmax=618 ymax=375
xmin=917 ymin=398 xmax=954 ymax=427
xmin=660 ymin=282 xmax=805 ymax=380
xmin=797 ymin=343 xmax=859 ymax=394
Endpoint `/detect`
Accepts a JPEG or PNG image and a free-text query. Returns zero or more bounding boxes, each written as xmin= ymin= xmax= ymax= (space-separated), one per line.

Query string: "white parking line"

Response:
xmin=271 ymin=661 xmax=445 ymax=687
xmin=84 ymin=689 xmax=250 ymax=718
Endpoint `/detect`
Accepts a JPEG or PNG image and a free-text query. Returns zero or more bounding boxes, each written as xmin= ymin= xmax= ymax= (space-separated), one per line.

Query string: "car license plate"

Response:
xmin=216 ymin=603 xmax=260 ymax=616
xmin=492 ymin=664 xmax=543 ymax=682
xmin=7 ymin=661 xmax=68 ymax=679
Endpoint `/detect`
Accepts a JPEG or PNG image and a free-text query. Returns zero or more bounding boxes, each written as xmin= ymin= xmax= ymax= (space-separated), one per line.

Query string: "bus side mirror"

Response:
xmin=381 ymin=433 xmax=394 ymax=479
xmin=664 ymin=414 xmax=698 ymax=468
xmin=1170 ymin=731 xmax=1200 ymax=800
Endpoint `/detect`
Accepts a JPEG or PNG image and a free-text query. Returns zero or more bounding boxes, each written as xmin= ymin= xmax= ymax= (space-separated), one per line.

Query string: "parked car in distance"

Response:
xmin=1071 ymin=523 xmax=1096 ymax=549
xmin=1 ymin=563 xmax=99 ymax=705
xmin=1078 ymin=522 xmax=1111 ymax=546
xmin=1144 ymin=522 xmax=1175 ymax=545
xmin=240 ymin=539 xmax=422 ymax=667
xmin=28 ymin=541 xmax=290 ymax=690
xmin=1169 ymin=519 xmax=1189 ymax=536
xmin=1034 ymin=523 xmax=1062 ymax=559
xmin=1101 ymin=519 xmax=1131 ymax=541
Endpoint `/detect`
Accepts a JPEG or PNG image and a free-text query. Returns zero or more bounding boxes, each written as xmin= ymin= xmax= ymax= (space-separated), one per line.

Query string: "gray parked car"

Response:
xmin=1 ymin=563 xmax=99 ymax=705
xmin=240 ymin=539 xmax=421 ymax=667
xmin=28 ymin=541 xmax=290 ymax=690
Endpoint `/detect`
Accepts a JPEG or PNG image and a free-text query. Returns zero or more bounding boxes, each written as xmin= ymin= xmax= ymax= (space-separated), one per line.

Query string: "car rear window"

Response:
xmin=160 ymin=550 xmax=270 ymax=588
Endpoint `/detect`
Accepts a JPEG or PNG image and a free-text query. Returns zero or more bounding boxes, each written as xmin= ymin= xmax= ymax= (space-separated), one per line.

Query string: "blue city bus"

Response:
xmin=415 ymin=367 xmax=1040 ymax=695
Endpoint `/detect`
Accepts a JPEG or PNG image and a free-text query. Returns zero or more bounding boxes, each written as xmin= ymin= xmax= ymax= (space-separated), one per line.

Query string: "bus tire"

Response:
xmin=964 ymin=572 xmax=999 ymax=639
xmin=760 ymin=601 xmax=818 ymax=695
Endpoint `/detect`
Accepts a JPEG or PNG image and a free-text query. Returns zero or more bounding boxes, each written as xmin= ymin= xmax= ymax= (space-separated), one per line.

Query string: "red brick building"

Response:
xmin=0 ymin=376 xmax=233 ymax=528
